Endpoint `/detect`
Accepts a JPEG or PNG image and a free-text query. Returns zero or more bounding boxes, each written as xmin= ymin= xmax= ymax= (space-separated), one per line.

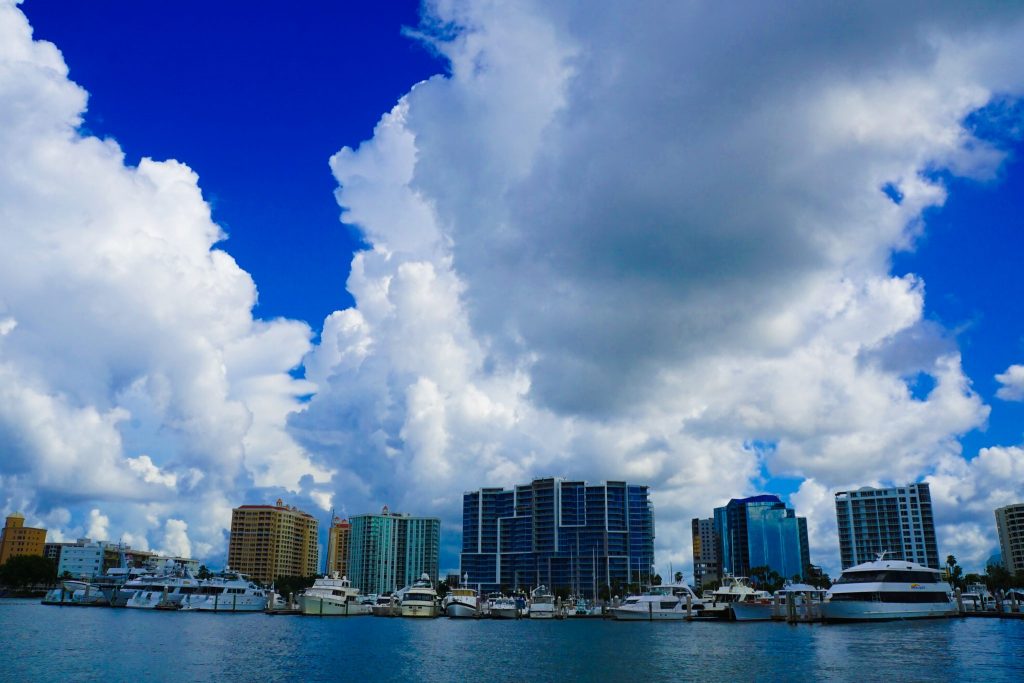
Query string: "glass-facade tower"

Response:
xmin=348 ymin=506 xmax=440 ymax=595
xmin=461 ymin=478 xmax=655 ymax=598
xmin=713 ymin=495 xmax=809 ymax=581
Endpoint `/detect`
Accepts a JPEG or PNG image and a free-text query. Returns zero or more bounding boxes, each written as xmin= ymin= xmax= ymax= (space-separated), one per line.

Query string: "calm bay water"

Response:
xmin=2 ymin=599 xmax=1022 ymax=682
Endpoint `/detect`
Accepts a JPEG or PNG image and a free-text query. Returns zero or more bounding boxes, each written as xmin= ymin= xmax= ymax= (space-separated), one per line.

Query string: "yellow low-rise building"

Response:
xmin=0 ymin=513 xmax=47 ymax=564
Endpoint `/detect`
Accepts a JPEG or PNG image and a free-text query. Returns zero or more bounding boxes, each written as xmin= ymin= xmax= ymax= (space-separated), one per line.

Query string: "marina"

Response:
xmin=4 ymin=598 xmax=1024 ymax=682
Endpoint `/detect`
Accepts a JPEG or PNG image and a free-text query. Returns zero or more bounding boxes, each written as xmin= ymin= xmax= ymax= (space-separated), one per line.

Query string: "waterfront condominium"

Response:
xmin=691 ymin=517 xmax=720 ymax=590
xmin=714 ymin=495 xmax=810 ymax=581
xmin=460 ymin=478 xmax=655 ymax=598
xmin=0 ymin=512 xmax=46 ymax=565
xmin=995 ymin=502 xmax=1024 ymax=574
xmin=348 ymin=506 xmax=440 ymax=595
xmin=834 ymin=482 xmax=939 ymax=570
xmin=227 ymin=499 xmax=319 ymax=584
xmin=325 ymin=516 xmax=352 ymax=577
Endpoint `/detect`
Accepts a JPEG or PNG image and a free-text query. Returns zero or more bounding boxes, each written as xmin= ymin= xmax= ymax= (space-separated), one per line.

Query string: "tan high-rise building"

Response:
xmin=0 ymin=513 xmax=47 ymax=564
xmin=325 ymin=517 xmax=351 ymax=577
xmin=228 ymin=499 xmax=318 ymax=584
xmin=995 ymin=503 xmax=1024 ymax=574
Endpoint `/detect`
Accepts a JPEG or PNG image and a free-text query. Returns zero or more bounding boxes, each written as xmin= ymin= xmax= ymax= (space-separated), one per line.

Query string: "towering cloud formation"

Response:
xmin=299 ymin=1 xmax=1024 ymax=569
xmin=3 ymin=1 xmax=1024 ymax=573
xmin=0 ymin=1 xmax=326 ymax=558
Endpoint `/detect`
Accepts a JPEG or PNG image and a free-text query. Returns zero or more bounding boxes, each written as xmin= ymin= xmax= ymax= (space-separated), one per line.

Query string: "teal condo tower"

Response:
xmin=348 ymin=506 xmax=440 ymax=595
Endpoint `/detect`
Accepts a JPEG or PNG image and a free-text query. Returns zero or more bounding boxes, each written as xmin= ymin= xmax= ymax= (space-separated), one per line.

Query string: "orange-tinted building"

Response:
xmin=0 ymin=513 xmax=47 ymax=564
xmin=227 ymin=499 xmax=318 ymax=584
xmin=326 ymin=517 xmax=351 ymax=577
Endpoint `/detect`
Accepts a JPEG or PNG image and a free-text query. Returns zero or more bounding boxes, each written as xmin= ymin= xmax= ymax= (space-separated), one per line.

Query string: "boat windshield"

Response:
xmin=405 ymin=593 xmax=435 ymax=602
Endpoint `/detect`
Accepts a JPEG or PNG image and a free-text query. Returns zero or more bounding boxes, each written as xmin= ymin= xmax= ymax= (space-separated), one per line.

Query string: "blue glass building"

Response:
xmin=461 ymin=478 xmax=655 ymax=597
xmin=713 ymin=495 xmax=809 ymax=581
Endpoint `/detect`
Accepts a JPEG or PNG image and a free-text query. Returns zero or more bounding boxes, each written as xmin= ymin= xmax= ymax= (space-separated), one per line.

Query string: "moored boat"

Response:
xmin=297 ymin=574 xmax=371 ymax=616
xmin=700 ymin=575 xmax=769 ymax=620
xmin=528 ymin=585 xmax=555 ymax=619
xmin=180 ymin=570 xmax=270 ymax=612
xmin=443 ymin=587 xmax=480 ymax=618
xmin=822 ymin=555 xmax=956 ymax=622
xmin=400 ymin=573 xmax=440 ymax=617
xmin=730 ymin=583 xmax=827 ymax=621
xmin=489 ymin=596 xmax=520 ymax=619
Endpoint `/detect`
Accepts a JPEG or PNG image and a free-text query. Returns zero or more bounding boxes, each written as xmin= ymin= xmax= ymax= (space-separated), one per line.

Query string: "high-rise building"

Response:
xmin=834 ymin=483 xmax=939 ymax=569
xmin=691 ymin=517 xmax=720 ymax=589
xmin=325 ymin=517 xmax=352 ymax=577
xmin=228 ymin=499 xmax=319 ymax=584
xmin=714 ymin=495 xmax=809 ymax=581
xmin=348 ymin=506 xmax=440 ymax=595
xmin=995 ymin=502 xmax=1024 ymax=574
xmin=0 ymin=512 xmax=46 ymax=564
xmin=460 ymin=478 xmax=655 ymax=598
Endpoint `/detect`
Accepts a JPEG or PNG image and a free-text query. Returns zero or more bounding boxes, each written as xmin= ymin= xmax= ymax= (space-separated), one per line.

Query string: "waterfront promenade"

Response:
xmin=2 ymin=599 xmax=1022 ymax=682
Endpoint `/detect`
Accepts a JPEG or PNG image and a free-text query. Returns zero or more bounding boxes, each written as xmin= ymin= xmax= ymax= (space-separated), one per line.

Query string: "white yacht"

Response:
xmin=730 ymin=583 xmax=828 ymax=621
xmin=442 ymin=587 xmax=480 ymax=618
xmin=822 ymin=556 xmax=956 ymax=622
xmin=400 ymin=573 xmax=440 ymax=617
xmin=297 ymin=573 xmax=370 ymax=616
xmin=610 ymin=584 xmax=704 ymax=621
xmin=488 ymin=596 xmax=520 ymax=619
xmin=528 ymin=585 xmax=556 ymax=619
xmin=701 ymin=575 xmax=770 ymax=620
xmin=124 ymin=572 xmax=202 ymax=610
xmin=180 ymin=571 xmax=269 ymax=612
xmin=371 ymin=594 xmax=401 ymax=617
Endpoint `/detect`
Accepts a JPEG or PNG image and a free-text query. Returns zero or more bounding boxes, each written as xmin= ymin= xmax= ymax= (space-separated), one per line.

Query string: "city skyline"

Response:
xmin=2 ymin=1 xmax=1024 ymax=580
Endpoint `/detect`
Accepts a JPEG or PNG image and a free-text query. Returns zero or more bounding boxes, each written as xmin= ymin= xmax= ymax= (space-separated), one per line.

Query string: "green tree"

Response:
xmin=674 ymin=571 xmax=683 ymax=584
xmin=274 ymin=575 xmax=316 ymax=599
xmin=0 ymin=555 xmax=57 ymax=589
xmin=436 ymin=579 xmax=449 ymax=600
xmin=749 ymin=565 xmax=784 ymax=593
xmin=651 ymin=574 xmax=662 ymax=586
xmin=983 ymin=563 xmax=1012 ymax=591
xmin=945 ymin=555 xmax=964 ymax=590
xmin=197 ymin=564 xmax=212 ymax=580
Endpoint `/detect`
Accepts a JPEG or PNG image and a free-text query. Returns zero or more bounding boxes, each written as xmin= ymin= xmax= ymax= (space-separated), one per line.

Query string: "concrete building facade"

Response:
xmin=995 ymin=503 xmax=1024 ymax=575
xmin=325 ymin=517 xmax=351 ymax=577
xmin=691 ymin=517 xmax=720 ymax=590
xmin=0 ymin=513 xmax=46 ymax=565
xmin=834 ymin=483 xmax=939 ymax=569
xmin=228 ymin=499 xmax=319 ymax=584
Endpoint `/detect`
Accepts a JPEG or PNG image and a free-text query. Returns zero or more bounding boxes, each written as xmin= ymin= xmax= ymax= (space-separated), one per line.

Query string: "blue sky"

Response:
xmin=4 ymin=1 xmax=1024 ymax=577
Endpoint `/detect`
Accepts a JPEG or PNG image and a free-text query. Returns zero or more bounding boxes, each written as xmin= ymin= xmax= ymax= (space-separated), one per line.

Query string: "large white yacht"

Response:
xmin=400 ymin=573 xmax=440 ymax=617
xmin=700 ymin=575 xmax=770 ymax=619
xmin=179 ymin=571 xmax=269 ymax=612
xmin=822 ymin=555 xmax=956 ymax=622
xmin=124 ymin=572 xmax=203 ymax=610
xmin=297 ymin=574 xmax=370 ymax=616
xmin=442 ymin=587 xmax=480 ymax=618
xmin=610 ymin=583 xmax=704 ymax=621
xmin=528 ymin=585 xmax=556 ymax=619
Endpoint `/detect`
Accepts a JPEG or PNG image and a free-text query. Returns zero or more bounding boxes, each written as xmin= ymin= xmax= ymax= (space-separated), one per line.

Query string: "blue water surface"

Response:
xmin=1 ymin=600 xmax=1022 ymax=682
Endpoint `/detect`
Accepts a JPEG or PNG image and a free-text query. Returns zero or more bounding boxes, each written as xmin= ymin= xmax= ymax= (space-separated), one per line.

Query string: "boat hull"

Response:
xmin=298 ymin=595 xmax=369 ymax=616
xmin=822 ymin=600 xmax=956 ymax=622
xmin=181 ymin=594 xmax=268 ymax=612
xmin=490 ymin=607 xmax=519 ymax=619
xmin=445 ymin=602 xmax=477 ymax=618
xmin=610 ymin=607 xmax=685 ymax=621
xmin=401 ymin=602 xmax=440 ymax=617
xmin=729 ymin=602 xmax=774 ymax=621
xmin=529 ymin=606 xmax=555 ymax=619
